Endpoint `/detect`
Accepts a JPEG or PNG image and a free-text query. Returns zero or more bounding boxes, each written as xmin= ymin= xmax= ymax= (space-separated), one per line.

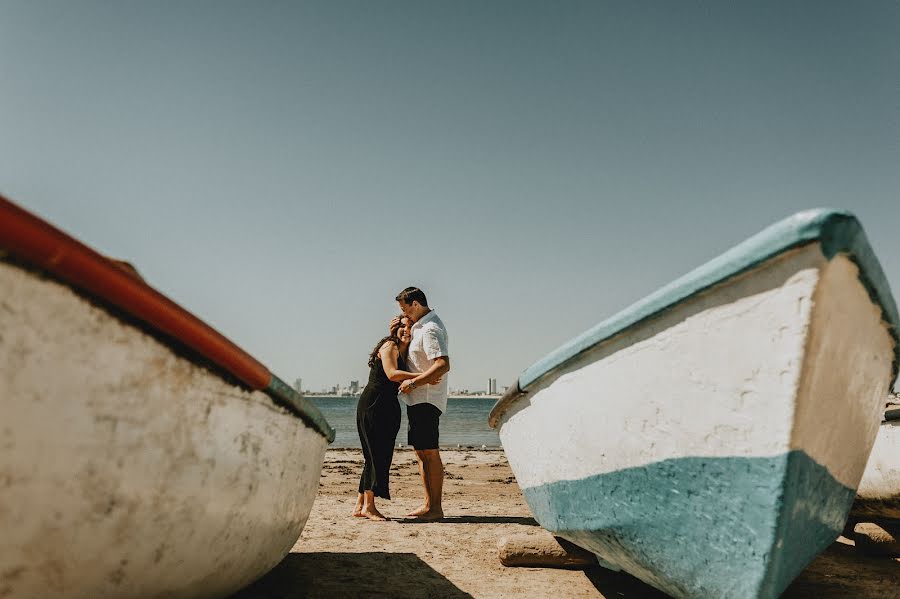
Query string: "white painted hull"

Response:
xmin=494 ymin=242 xmax=895 ymax=598
xmin=0 ymin=260 xmax=329 ymax=598
xmin=853 ymin=414 xmax=900 ymax=520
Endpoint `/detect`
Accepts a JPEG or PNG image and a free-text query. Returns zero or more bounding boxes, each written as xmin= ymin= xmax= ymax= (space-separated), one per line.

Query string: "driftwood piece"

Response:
xmin=853 ymin=522 xmax=900 ymax=556
xmin=498 ymin=531 xmax=597 ymax=568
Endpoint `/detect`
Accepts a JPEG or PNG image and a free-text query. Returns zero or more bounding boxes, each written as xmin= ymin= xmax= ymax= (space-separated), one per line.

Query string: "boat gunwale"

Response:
xmin=489 ymin=209 xmax=900 ymax=429
xmin=0 ymin=195 xmax=335 ymax=442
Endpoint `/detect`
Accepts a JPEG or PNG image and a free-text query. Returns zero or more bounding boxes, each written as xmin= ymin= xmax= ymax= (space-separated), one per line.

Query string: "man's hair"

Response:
xmin=395 ymin=287 xmax=428 ymax=307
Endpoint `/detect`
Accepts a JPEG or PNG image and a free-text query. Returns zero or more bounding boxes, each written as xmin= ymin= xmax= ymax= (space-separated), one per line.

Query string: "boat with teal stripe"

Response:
xmin=490 ymin=209 xmax=899 ymax=599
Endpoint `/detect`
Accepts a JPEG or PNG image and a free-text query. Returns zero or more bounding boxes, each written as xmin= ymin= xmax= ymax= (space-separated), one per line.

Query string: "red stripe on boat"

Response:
xmin=0 ymin=195 xmax=272 ymax=391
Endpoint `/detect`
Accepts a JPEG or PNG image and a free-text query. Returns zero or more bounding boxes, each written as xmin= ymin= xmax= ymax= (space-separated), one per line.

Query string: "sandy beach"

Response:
xmin=230 ymin=448 xmax=899 ymax=598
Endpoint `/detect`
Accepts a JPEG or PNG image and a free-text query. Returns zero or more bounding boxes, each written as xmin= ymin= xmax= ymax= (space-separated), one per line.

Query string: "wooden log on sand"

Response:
xmin=852 ymin=522 xmax=900 ymax=557
xmin=498 ymin=531 xmax=597 ymax=568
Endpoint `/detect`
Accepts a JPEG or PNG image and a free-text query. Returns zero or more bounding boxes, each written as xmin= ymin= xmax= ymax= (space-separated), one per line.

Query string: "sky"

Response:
xmin=1 ymin=1 xmax=898 ymax=393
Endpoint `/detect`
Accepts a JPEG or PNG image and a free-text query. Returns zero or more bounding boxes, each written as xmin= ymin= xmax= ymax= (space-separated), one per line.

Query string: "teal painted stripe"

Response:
xmin=518 ymin=209 xmax=899 ymax=391
xmin=265 ymin=375 xmax=336 ymax=442
xmin=523 ymin=451 xmax=853 ymax=599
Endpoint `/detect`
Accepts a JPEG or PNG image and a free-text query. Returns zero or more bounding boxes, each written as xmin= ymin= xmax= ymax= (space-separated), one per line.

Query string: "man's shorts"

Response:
xmin=407 ymin=403 xmax=441 ymax=450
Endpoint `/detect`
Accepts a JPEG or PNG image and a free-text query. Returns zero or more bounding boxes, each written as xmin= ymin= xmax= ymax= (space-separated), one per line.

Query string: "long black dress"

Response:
xmin=356 ymin=351 xmax=402 ymax=499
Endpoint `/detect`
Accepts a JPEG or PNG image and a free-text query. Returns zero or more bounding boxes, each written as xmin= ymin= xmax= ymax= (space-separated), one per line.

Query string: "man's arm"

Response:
xmin=379 ymin=342 xmax=419 ymax=383
xmin=400 ymin=356 xmax=450 ymax=393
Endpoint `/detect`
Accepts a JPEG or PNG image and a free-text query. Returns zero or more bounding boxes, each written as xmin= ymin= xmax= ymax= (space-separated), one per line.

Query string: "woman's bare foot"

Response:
xmin=362 ymin=506 xmax=390 ymax=521
xmin=352 ymin=494 xmax=365 ymax=517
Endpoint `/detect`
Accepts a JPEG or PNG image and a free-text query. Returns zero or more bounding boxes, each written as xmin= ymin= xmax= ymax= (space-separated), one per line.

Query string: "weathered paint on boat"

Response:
xmin=0 ymin=195 xmax=333 ymax=441
xmin=853 ymin=404 xmax=900 ymax=520
xmin=490 ymin=210 xmax=899 ymax=599
xmin=0 ymin=197 xmax=334 ymax=598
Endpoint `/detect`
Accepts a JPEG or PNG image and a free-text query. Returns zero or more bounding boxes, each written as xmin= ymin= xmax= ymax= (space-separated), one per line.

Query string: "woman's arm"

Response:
xmin=379 ymin=342 xmax=418 ymax=382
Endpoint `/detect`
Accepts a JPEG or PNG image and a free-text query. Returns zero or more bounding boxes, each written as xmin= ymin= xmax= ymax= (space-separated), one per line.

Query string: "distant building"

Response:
xmin=349 ymin=380 xmax=360 ymax=394
xmin=488 ymin=378 xmax=497 ymax=394
xmin=294 ymin=378 xmax=303 ymax=393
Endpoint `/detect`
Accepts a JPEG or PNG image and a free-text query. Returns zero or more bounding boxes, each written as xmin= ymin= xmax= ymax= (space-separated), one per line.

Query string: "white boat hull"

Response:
xmin=853 ymin=416 xmax=900 ymax=520
xmin=0 ymin=260 xmax=328 ymax=598
xmin=495 ymin=241 xmax=895 ymax=598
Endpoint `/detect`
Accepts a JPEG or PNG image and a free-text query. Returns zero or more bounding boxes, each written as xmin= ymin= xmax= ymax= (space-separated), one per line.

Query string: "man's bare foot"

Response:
xmin=408 ymin=508 xmax=443 ymax=522
xmin=362 ymin=507 xmax=390 ymax=521
xmin=406 ymin=505 xmax=430 ymax=517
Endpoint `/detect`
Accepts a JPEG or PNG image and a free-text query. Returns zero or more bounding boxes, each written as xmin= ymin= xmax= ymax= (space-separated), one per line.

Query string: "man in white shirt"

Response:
xmin=394 ymin=287 xmax=450 ymax=521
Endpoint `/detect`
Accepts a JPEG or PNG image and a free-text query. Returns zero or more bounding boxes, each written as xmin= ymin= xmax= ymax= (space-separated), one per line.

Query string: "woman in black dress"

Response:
xmin=352 ymin=316 xmax=418 ymax=520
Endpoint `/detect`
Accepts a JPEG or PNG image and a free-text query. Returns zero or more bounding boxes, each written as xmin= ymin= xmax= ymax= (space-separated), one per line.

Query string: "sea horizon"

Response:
xmin=302 ymin=393 xmax=503 ymax=400
xmin=308 ymin=396 xmax=501 ymax=449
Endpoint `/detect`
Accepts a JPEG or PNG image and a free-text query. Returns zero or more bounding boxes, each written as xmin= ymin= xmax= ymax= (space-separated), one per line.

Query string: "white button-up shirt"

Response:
xmin=401 ymin=310 xmax=449 ymax=413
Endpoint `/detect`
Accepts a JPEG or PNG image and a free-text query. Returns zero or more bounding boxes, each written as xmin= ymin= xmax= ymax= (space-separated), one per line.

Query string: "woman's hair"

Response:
xmin=367 ymin=319 xmax=404 ymax=368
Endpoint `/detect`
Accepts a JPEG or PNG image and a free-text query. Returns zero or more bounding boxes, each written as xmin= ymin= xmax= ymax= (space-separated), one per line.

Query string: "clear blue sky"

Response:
xmin=2 ymin=1 xmax=898 ymax=392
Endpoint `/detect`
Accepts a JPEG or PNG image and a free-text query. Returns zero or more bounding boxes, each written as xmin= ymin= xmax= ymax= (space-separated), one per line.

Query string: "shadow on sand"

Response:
xmin=230 ymin=552 xmax=473 ymax=599
xmin=783 ymin=540 xmax=899 ymax=598
xmin=582 ymin=565 xmax=669 ymax=597
xmin=397 ymin=515 xmax=539 ymax=525
xmin=580 ymin=540 xmax=899 ymax=598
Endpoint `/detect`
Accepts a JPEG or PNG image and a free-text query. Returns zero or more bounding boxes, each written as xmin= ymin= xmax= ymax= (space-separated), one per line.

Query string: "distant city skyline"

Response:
xmin=1 ymin=2 xmax=898 ymax=392
xmin=296 ymin=376 xmax=504 ymax=396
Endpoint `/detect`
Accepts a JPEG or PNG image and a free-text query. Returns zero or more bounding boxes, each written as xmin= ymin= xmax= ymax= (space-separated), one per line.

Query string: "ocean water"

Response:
xmin=308 ymin=396 xmax=501 ymax=448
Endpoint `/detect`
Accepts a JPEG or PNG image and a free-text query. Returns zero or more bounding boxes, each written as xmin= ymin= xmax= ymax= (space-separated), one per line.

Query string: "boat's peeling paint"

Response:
xmin=498 ymin=248 xmax=893 ymax=493
xmin=0 ymin=259 xmax=328 ymax=598
xmin=0 ymin=195 xmax=335 ymax=442
xmin=524 ymin=451 xmax=853 ymax=599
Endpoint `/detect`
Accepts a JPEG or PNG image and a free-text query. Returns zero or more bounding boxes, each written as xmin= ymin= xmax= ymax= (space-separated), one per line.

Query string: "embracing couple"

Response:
xmin=353 ymin=286 xmax=450 ymax=522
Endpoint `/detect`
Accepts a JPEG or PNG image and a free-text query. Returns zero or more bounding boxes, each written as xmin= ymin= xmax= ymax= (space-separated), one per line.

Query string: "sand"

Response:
xmin=231 ymin=449 xmax=899 ymax=598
